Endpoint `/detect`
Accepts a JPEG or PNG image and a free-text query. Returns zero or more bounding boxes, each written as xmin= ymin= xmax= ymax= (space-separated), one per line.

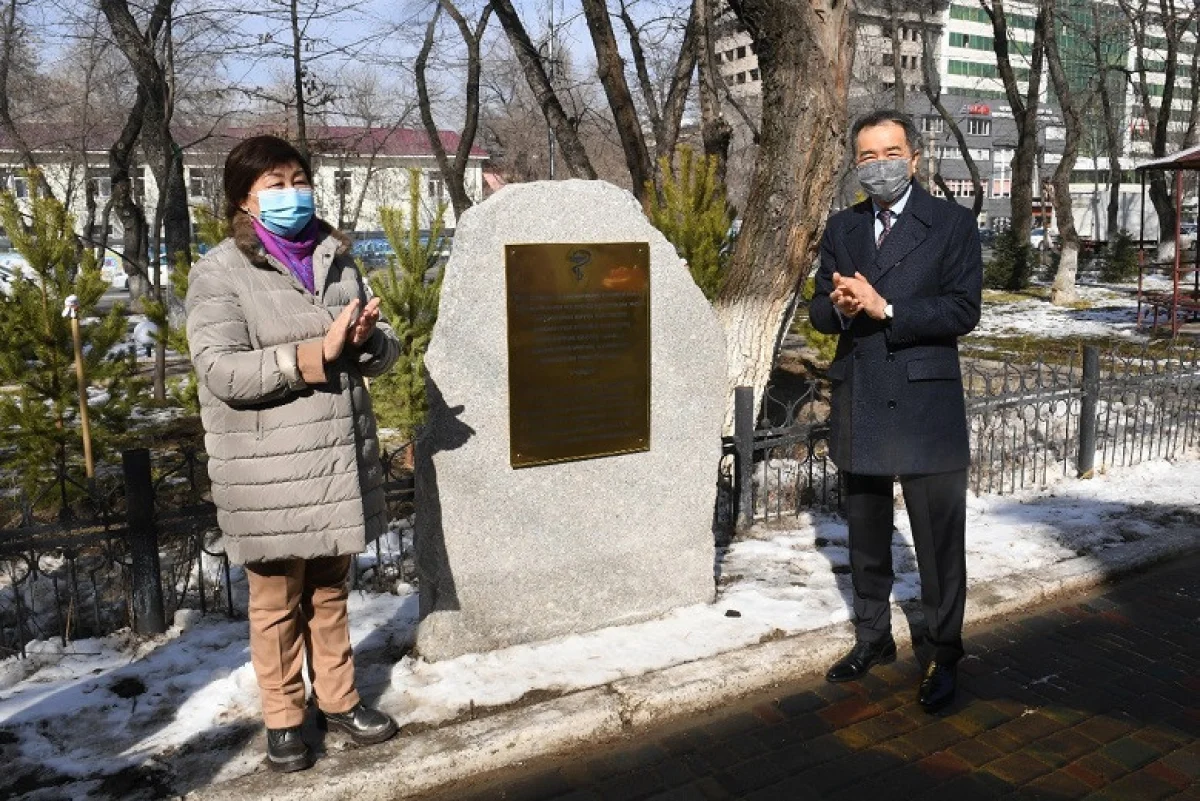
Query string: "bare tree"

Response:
xmin=695 ymin=0 xmax=732 ymax=183
xmin=1043 ymin=0 xmax=1095 ymax=305
xmin=616 ymin=0 xmax=698 ymax=193
xmin=919 ymin=1 xmax=983 ymax=217
xmin=580 ymin=0 xmax=653 ymax=201
xmin=1080 ymin=2 xmax=1130 ymax=242
xmin=1121 ymin=0 xmax=1198 ymax=255
xmin=416 ymin=0 xmax=492 ymax=219
xmin=713 ymin=0 xmax=856 ymax=425
xmin=0 ymin=0 xmax=55 ymax=200
xmin=981 ymin=0 xmax=1047 ymax=288
xmin=492 ymin=0 xmax=597 ymax=179
xmin=101 ymin=0 xmax=191 ymax=403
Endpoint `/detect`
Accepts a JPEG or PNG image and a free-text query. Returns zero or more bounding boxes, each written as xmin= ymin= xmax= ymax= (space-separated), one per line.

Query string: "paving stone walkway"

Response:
xmin=418 ymin=552 xmax=1200 ymax=801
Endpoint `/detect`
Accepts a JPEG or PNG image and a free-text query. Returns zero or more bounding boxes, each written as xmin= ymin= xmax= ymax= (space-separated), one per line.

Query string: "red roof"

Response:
xmin=0 ymin=122 xmax=487 ymax=159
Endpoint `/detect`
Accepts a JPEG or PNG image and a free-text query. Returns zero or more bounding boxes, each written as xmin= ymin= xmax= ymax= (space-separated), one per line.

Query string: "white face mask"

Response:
xmin=856 ymin=158 xmax=912 ymax=205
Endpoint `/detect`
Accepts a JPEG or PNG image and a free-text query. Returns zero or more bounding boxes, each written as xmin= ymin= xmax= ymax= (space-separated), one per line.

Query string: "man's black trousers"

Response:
xmin=844 ymin=468 xmax=968 ymax=664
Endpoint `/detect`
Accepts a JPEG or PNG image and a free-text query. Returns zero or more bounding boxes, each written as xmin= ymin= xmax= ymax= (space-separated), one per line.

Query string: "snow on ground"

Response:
xmin=1 ymin=454 xmax=1198 ymax=799
xmin=971 ymin=277 xmax=1171 ymax=342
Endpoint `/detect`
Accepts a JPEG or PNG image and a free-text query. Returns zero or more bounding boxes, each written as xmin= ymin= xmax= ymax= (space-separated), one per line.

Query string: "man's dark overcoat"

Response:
xmin=809 ymin=181 xmax=983 ymax=476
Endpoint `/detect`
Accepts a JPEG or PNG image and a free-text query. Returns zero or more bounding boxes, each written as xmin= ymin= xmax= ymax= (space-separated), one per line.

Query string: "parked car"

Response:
xmin=1030 ymin=227 xmax=1058 ymax=250
xmin=351 ymin=237 xmax=395 ymax=268
xmin=978 ymin=228 xmax=997 ymax=247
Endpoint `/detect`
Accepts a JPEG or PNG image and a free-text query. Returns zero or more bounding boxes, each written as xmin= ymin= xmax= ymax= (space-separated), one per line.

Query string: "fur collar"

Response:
xmin=230 ymin=211 xmax=352 ymax=268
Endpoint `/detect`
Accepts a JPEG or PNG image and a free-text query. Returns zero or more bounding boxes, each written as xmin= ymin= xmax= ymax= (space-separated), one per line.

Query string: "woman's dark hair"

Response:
xmin=850 ymin=109 xmax=922 ymax=156
xmin=223 ymin=135 xmax=312 ymax=222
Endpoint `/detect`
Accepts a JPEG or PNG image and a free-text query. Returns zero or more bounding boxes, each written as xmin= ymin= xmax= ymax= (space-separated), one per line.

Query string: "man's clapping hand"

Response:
xmin=830 ymin=272 xmax=888 ymax=320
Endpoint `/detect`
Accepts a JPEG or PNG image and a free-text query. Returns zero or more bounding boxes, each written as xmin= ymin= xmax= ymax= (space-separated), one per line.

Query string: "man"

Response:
xmin=809 ymin=110 xmax=982 ymax=713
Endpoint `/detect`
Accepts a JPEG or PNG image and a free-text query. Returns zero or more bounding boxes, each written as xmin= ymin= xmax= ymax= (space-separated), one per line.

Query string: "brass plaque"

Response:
xmin=506 ymin=242 xmax=651 ymax=469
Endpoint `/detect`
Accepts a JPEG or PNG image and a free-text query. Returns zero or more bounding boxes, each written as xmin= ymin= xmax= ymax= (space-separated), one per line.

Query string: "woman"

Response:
xmin=186 ymin=135 xmax=401 ymax=772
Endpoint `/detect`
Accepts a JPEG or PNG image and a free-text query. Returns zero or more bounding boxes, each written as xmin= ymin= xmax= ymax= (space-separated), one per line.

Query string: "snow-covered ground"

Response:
xmin=1 ymin=453 xmax=1197 ymax=799
xmin=971 ymin=276 xmax=1170 ymax=342
xmin=2 ymin=285 xmax=1198 ymax=799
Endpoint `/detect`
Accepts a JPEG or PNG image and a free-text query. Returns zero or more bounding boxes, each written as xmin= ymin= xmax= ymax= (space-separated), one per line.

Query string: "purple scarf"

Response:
xmin=253 ymin=217 xmax=320 ymax=294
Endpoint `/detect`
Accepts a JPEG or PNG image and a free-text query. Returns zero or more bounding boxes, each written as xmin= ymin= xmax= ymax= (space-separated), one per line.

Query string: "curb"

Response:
xmin=186 ymin=528 xmax=1198 ymax=801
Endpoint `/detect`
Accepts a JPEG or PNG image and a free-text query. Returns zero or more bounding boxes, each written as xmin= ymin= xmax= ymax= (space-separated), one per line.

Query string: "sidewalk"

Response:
xmin=421 ymin=551 xmax=1200 ymax=801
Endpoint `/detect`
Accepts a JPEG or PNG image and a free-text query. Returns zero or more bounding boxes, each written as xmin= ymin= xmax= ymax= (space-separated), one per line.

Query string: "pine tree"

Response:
xmin=0 ymin=176 xmax=141 ymax=510
xmin=367 ymin=168 xmax=448 ymax=439
xmin=645 ymin=147 xmax=735 ymax=301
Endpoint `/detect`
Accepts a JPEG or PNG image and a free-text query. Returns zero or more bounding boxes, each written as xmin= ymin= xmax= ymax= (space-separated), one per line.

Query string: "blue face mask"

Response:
xmin=255 ymin=187 xmax=315 ymax=237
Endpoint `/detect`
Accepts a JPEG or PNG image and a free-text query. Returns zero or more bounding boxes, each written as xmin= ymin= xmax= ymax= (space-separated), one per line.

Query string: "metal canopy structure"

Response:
xmin=1135 ymin=145 xmax=1200 ymax=336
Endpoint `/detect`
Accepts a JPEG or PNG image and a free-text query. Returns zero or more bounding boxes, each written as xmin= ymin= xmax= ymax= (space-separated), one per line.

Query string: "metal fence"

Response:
xmin=0 ymin=445 xmax=414 ymax=659
xmin=727 ymin=342 xmax=1200 ymax=528
xmin=6 ymin=342 xmax=1199 ymax=657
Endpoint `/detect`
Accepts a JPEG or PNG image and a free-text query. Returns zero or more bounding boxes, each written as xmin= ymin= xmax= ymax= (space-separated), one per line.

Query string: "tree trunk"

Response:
xmin=714 ymin=0 xmax=855 ymax=429
xmin=492 ymin=0 xmax=596 ymax=179
xmin=290 ymin=0 xmax=309 ymax=160
xmin=696 ymin=0 xmax=732 ymax=184
xmin=581 ymin=0 xmax=652 ymax=201
xmin=984 ymin=0 xmax=1046 ymax=286
xmin=101 ymin=0 xmax=189 ymax=403
xmin=621 ymin=0 xmax=698 ymax=192
xmin=416 ymin=0 xmax=491 ymax=219
xmin=1125 ymin=0 xmax=1188 ymax=257
xmin=919 ymin=8 xmax=982 ymax=217
xmin=110 ymin=87 xmax=151 ymax=299
xmin=0 ymin=0 xmax=55 ymax=201
xmin=1043 ymin=0 xmax=1086 ymax=306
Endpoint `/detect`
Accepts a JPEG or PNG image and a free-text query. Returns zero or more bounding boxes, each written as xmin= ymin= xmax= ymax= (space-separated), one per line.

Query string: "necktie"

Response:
xmin=877 ymin=209 xmax=893 ymax=248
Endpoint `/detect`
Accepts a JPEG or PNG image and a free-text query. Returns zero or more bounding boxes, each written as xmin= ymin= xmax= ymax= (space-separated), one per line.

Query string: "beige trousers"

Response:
xmin=244 ymin=555 xmax=360 ymax=729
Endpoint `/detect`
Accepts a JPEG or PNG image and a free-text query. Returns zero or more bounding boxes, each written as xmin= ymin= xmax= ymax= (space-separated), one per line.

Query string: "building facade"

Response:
xmin=0 ymin=125 xmax=488 ymax=249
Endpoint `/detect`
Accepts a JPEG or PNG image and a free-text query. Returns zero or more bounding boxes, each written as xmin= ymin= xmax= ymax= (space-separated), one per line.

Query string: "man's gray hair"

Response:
xmin=850 ymin=109 xmax=922 ymax=154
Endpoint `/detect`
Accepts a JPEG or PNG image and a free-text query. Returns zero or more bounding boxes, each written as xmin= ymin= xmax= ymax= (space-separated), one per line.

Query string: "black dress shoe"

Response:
xmin=266 ymin=726 xmax=312 ymax=773
xmin=918 ymin=661 xmax=957 ymax=714
xmin=825 ymin=636 xmax=897 ymax=683
xmin=319 ymin=703 xmax=399 ymax=745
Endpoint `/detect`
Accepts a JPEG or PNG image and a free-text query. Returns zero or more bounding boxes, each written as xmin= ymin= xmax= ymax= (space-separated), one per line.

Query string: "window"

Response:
xmin=90 ymin=176 xmax=111 ymax=199
xmin=967 ymin=118 xmax=992 ymax=136
xmin=427 ymin=175 xmax=445 ymax=203
xmin=188 ymin=168 xmax=211 ymax=198
xmin=923 ymin=116 xmax=944 ymax=133
xmin=736 ymin=45 xmax=746 ymax=59
xmin=12 ymin=175 xmax=28 ymax=199
xmin=938 ymin=146 xmax=963 ymax=161
xmin=134 ymin=176 xmax=148 ymax=202
xmin=991 ymin=178 xmax=1012 ymax=198
xmin=882 ymin=52 xmax=895 ymax=67
xmin=750 ymin=68 xmax=760 ymax=81
xmin=334 ymin=169 xmax=352 ymax=197
xmin=736 ymin=71 xmax=747 ymax=84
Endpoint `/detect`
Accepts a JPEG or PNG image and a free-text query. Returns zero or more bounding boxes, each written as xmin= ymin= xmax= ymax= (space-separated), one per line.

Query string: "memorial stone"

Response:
xmin=415 ymin=180 xmax=726 ymax=661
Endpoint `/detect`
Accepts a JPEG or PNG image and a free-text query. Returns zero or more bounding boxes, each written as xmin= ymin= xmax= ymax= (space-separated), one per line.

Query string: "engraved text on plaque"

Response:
xmin=506 ymin=242 xmax=651 ymax=468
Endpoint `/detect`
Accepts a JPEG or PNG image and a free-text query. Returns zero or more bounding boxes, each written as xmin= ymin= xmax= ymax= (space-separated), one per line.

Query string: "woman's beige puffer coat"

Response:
xmin=185 ymin=214 xmax=400 ymax=564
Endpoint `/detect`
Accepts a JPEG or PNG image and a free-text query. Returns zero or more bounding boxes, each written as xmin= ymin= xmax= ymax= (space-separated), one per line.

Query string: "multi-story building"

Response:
xmin=0 ymin=124 xmax=488 ymax=247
